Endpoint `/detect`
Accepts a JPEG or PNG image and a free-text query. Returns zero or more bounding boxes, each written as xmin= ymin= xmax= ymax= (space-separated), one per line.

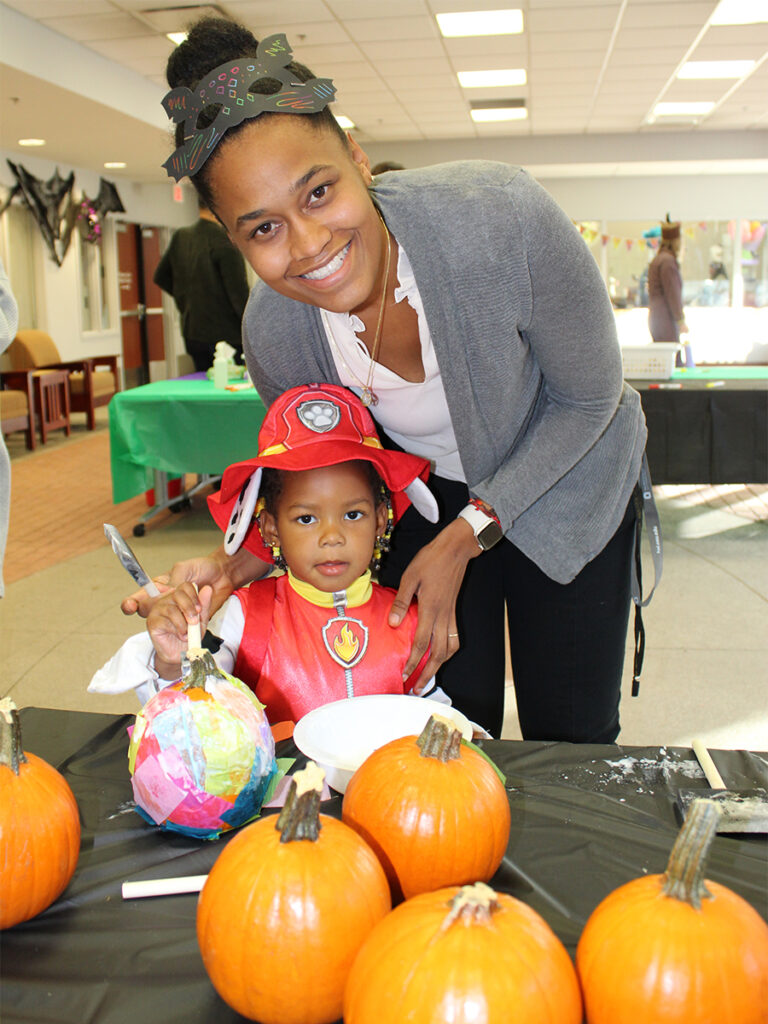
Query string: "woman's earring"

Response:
xmin=271 ymin=544 xmax=287 ymax=572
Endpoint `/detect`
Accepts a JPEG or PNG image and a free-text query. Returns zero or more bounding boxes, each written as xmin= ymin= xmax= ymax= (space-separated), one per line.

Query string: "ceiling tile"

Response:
xmin=291 ymin=43 xmax=363 ymax=64
xmin=223 ymin=1 xmax=334 ymax=24
xmin=621 ymin=3 xmax=718 ymax=29
xmin=327 ymin=0 xmax=428 ymax=18
xmin=2 ymin=0 xmax=106 ymax=14
xmin=528 ymin=5 xmax=620 ymax=31
xmin=529 ymin=30 xmax=613 ymax=52
xmin=87 ymin=35 xmax=175 ymax=62
xmin=344 ymin=17 xmax=439 ymax=42
xmin=40 ymin=12 xmax=153 ymax=41
xmin=359 ymin=39 xmax=445 ymax=61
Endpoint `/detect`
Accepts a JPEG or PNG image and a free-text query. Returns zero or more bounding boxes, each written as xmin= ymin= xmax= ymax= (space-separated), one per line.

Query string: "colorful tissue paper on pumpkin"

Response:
xmin=128 ymin=651 xmax=278 ymax=839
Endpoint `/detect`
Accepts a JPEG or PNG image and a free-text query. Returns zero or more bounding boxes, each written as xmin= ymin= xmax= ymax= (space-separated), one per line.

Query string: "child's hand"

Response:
xmin=147 ymin=583 xmax=213 ymax=678
xmin=121 ymin=545 xmax=271 ymax=618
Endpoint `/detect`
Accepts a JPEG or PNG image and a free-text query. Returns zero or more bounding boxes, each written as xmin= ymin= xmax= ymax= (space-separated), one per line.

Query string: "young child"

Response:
xmin=89 ymin=384 xmax=445 ymax=727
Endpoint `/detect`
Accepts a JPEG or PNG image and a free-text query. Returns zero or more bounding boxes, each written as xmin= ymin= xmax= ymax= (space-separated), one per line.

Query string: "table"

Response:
xmin=630 ymin=366 xmax=768 ymax=484
xmin=2 ymin=708 xmax=766 ymax=1024
xmin=109 ymin=378 xmax=267 ymax=533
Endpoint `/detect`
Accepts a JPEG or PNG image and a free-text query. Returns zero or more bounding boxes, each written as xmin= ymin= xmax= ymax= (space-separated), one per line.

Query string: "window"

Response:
xmin=0 ymin=204 xmax=37 ymax=329
xmin=79 ymin=220 xmax=114 ymax=332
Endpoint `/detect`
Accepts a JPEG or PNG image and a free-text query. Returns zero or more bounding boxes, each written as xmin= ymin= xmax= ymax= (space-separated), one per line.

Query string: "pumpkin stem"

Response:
xmin=180 ymin=649 xmax=220 ymax=691
xmin=441 ymin=882 xmax=501 ymax=931
xmin=416 ymin=714 xmax=462 ymax=761
xmin=0 ymin=697 xmax=28 ymax=776
xmin=662 ymin=798 xmax=720 ymax=909
xmin=276 ymin=762 xmax=325 ymax=843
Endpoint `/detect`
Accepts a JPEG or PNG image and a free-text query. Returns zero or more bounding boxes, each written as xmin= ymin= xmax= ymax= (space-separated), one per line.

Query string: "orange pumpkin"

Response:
xmin=0 ymin=698 xmax=80 ymax=930
xmin=577 ymin=799 xmax=768 ymax=1024
xmin=197 ymin=761 xmax=391 ymax=1024
xmin=344 ymin=881 xmax=583 ymax=1024
xmin=342 ymin=714 xmax=510 ymax=899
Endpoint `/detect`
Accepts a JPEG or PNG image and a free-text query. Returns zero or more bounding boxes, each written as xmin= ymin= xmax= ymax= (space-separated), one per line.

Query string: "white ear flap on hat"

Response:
xmin=404 ymin=478 xmax=439 ymax=523
xmin=224 ymin=468 xmax=263 ymax=554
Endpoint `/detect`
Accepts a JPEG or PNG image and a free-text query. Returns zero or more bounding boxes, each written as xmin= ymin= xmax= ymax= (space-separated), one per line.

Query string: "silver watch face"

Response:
xmin=477 ymin=520 xmax=504 ymax=550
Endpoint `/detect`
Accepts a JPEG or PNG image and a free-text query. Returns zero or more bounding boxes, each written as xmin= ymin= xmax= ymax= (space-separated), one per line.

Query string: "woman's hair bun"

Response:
xmin=165 ymin=17 xmax=259 ymax=89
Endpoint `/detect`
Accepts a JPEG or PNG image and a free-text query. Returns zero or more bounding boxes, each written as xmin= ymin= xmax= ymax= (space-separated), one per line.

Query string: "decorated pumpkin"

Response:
xmin=577 ymin=798 xmax=768 ymax=1023
xmin=0 ymin=698 xmax=80 ymax=930
xmin=197 ymin=762 xmax=391 ymax=1024
xmin=342 ymin=713 xmax=510 ymax=898
xmin=344 ymin=881 xmax=583 ymax=1023
xmin=128 ymin=646 xmax=276 ymax=838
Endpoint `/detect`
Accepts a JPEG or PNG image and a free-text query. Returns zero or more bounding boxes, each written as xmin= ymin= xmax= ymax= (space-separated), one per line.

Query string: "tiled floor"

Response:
xmin=2 ymin=410 xmax=767 ymax=751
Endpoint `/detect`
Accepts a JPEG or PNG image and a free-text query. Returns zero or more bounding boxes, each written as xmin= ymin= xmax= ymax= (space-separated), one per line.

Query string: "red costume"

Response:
xmin=231 ymin=571 xmax=425 ymax=724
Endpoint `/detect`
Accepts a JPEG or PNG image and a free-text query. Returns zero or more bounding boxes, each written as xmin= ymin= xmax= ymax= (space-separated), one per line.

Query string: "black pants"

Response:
xmin=379 ymin=475 xmax=636 ymax=742
xmin=186 ymin=342 xmax=214 ymax=373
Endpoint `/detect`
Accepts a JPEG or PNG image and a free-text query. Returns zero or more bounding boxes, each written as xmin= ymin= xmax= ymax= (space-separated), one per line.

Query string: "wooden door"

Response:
xmin=116 ymin=222 xmax=166 ymax=389
xmin=140 ymin=226 xmax=165 ymax=374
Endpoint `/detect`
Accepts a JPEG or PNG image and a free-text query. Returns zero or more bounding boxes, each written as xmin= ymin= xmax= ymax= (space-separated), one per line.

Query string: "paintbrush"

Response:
xmin=675 ymin=739 xmax=768 ymax=835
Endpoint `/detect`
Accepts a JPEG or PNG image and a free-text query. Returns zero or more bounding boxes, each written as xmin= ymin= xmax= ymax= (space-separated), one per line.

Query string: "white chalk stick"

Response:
xmin=692 ymin=739 xmax=726 ymax=790
xmin=122 ymin=875 xmax=207 ymax=900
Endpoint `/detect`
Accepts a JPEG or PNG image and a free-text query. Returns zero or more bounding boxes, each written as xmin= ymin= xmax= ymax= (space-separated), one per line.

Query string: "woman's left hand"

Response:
xmin=388 ymin=518 xmax=481 ymax=691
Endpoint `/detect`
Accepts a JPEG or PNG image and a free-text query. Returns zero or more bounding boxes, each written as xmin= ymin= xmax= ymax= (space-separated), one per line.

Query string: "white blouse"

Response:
xmin=320 ymin=244 xmax=465 ymax=483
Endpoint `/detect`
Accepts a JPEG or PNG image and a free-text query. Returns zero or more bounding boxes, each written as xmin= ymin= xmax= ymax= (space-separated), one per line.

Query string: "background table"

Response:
xmin=109 ymin=378 xmax=267 ymax=533
xmin=2 ymin=707 xmax=766 ymax=1024
xmin=630 ymin=366 xmax=768 ymax=484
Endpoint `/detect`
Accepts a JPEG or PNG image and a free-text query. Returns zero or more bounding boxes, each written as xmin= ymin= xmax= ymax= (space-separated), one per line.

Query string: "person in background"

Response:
xmin=371 ymin=161 xmax=405 ymax=175
xmin=124 ymin=17 xmax=648 ymax=743
xmin=153 ymin=196 xmax=250 ymax=371
xmin=0 ymin=257 xmax=19 ymax=598
xmin=647 ymin=215 xmax=694 ymax=368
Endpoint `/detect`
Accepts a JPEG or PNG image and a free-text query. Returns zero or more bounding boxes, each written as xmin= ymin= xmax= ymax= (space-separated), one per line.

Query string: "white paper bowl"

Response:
xmin=293 ymin=694 xmax=473 ymax=794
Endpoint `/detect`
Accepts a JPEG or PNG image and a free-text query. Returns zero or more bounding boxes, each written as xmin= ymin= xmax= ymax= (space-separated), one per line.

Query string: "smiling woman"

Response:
xmin=128 ymin=14 xmax=651 ymax=743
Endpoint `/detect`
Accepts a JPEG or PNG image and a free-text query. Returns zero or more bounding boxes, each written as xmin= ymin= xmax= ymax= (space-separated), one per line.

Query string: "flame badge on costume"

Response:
xmin=322 ymin=617 xmax=368 ymax=669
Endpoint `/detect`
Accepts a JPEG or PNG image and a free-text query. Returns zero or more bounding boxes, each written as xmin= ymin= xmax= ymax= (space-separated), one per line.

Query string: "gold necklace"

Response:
xmin=359 ymin=211 xmax=391 ymax=407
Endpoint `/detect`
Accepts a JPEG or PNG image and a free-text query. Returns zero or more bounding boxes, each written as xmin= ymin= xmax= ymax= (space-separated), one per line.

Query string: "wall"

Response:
xmin=0 ymin=149 xmax=196 ymax=362
xmin=362 ymin=130 xmax=768 ymax=220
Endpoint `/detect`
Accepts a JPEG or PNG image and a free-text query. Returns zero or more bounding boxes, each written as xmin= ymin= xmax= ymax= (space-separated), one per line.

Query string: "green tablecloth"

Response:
xmin=670 ymin=365 xmax=768 ymax=381
xmin=109 ymin=379 xmax=267 ymax=503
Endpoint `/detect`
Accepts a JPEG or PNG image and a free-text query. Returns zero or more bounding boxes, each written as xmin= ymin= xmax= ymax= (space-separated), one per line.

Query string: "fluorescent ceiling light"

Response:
xmin=104 ymin=162 xmax=126 ymax=169
xmin=335 ymin=115 xmax=355 ymax=130
xmin=678 ymin=60 xmax=755 ymax=78
xmin=167 ymin=32 xmax=187 ymax=46
xmin=18 ymin=138 xmax=45 ymax=146
xmin=437 ymin=9 xmax=523 ymax=37
xmin=471 ymin=107 xmax=528 ymax=122
xmin=458 ymin=68 xmax=527 ymax=88
xmin=653 ymin=101 xmax=716 ymax=117
xmin=710 ymin=0 xmax=768 ymax=24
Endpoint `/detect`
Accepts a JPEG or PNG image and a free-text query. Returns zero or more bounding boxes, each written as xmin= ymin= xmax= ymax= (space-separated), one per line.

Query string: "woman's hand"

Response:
xmin=147 ymin=583 xmax=213 ymax=679
xmin=120 ymin=545 xmax=271 ymax=618
xmin=388 ymin=518 xmax=481 ymax=692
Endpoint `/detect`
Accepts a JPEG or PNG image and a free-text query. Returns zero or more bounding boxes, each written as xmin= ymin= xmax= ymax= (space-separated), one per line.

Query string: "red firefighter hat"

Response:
xmin=208 ymin=384 xmax=438 ymax=557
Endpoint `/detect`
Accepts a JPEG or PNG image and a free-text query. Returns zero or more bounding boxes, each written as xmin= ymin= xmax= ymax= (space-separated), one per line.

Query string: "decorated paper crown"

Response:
xmin=161 ymin=33 xmax=336 ymax=181
xmin=661 ymin=214 xmax=681 ymax=242
xmin=207 ymin=384 xmax=439 ymax=558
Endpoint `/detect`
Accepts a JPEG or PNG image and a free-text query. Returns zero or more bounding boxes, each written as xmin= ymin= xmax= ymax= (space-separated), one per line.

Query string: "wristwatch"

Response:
xmin=457 ymin=501 xmax=504 ymax=551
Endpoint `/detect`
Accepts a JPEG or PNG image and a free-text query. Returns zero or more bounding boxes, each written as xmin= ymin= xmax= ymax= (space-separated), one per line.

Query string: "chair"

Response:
xmin=0 ymin=371 xmax=35 ymax=450
xmin=8 ymin=329 xmax=120 ymax=430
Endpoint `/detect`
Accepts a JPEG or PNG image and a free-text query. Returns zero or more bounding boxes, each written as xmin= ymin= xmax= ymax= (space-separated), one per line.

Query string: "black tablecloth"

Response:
xmin=2 ymin=708 xmax=767 ymax=1024
xmin=632 ymin=381 xmax=768 ymax=484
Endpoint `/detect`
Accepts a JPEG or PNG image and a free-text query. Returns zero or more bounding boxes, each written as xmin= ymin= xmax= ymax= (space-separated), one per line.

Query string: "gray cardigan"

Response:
xmin=242 ymin=161 xmax=646 ymax=583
